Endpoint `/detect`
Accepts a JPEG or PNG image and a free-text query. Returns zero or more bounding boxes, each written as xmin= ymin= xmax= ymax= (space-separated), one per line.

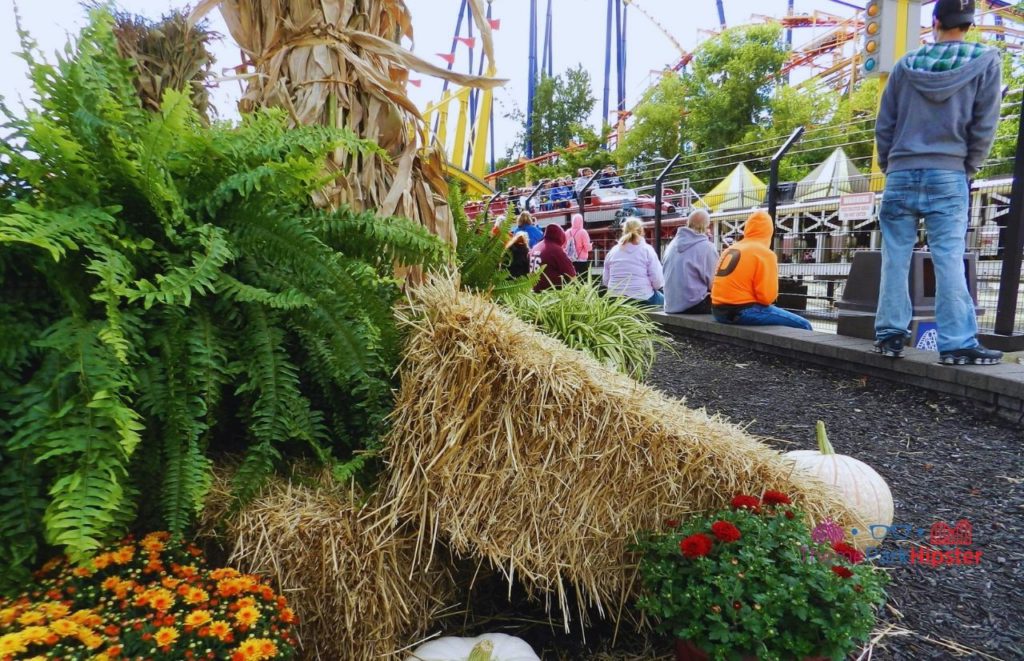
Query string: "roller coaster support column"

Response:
xmin=602 ymin=0 xmax=613 ymax=146
xmin=654 ymin=154 xmax=681 ymax=258
xmin=768 ymin=126 xmax=804 ymax=251
xmin=526 ymin=0 xmax=538 ymax=157
xmin=994 ymin=98 xmax=1024 ymax=337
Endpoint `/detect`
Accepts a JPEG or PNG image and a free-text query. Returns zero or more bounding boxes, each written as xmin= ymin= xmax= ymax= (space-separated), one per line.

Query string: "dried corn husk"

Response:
xmin=380 ymin=276 xmax=856 ymax=630
xmin=190 ymin=0 xmax=506 ymax=248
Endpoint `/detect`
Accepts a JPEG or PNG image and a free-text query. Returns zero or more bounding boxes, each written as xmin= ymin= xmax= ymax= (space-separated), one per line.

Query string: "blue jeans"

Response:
xmin=643 ymin=291 xmax=665 ymax=306
xmin=714 ymin=304 xmax=812 ymax=330
xmin=875 ymin=170 xmax=977 ymax=352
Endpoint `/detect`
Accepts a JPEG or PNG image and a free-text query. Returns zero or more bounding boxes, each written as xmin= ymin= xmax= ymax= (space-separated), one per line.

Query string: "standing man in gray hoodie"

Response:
xmin=663 ymin=209 xmax=719 ymax=314
xmin=873 ymin=0 xmax=1003 ymax=365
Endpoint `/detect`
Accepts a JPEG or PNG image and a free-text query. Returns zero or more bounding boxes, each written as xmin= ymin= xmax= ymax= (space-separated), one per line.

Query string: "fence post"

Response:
xmin=994 ymin=100 xmax=1024 ymax=336
xmin=524 ymin=180 xmax=547 ymax=214
xmin=768 ymin=127 xmax=805 ymax=251
xmin=654 ymin=154 xmax=681 ymax=257
xmin=577 ymin=170 xmax=603 ymax=225
xmin=482 ymin=191 xmax=501 ymax=223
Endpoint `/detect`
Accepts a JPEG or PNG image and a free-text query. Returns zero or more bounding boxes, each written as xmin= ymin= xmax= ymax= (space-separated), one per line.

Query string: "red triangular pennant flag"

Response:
xmin=456 ymin=36 xmax=477 ymax=48
xmin=408 ymin=79 xmax=422 ymax=88
xmin=436 ymin=52 xmax=456 ymax=65
xmin=488 ymin=18 xmax=501 ymax=30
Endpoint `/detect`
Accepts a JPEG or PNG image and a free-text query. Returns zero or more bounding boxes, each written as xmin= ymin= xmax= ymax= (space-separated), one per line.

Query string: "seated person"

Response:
xmin=599 ymin=166 xmax=624 ymax=189
xmin=710 ymin=210 xmax=812 ymax=330
xmin=603 ymin=218 xmax=665 ymax=306
xmin=532 ymin=224 xmax=577 ymax=292
xmin=514 ymin=211 xmax=545 ymax=248
xmin=574 ymin=168 xmax=594 ymax=194
xmin=663 ymin=209 xmax=718 ymax=314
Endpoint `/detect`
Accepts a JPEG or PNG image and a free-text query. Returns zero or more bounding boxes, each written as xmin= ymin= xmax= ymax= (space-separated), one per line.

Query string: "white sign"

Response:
xmin=839 ymin=192 xmax=876 ymax=221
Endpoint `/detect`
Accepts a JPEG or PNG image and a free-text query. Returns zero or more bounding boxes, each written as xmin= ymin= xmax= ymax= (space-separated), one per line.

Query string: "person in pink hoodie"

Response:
xmin=602 ymin=218 xmax=665 ymax=306
xmin=564 ymin=213 xmax=593 ymax=277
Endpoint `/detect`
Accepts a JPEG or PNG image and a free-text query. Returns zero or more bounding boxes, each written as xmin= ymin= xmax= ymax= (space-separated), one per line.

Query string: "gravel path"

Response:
xmin=644 ymin=334 xmax=1024 ymax=661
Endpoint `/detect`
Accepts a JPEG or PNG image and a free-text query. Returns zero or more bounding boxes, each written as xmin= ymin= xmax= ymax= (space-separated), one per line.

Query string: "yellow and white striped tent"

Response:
xmin=796 ymin=147 xmax=868 ymax=201
xmin=700 ymin=163 xmax=766 ymax=212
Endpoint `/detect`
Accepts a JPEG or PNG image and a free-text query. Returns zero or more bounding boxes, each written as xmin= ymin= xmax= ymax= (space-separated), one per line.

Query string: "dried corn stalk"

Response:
xmin=191 ymin=0 xmax=504 ymax=247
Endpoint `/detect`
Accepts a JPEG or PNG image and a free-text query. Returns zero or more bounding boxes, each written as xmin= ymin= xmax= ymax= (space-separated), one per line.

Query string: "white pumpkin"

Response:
xmin=785 ymin=421 xmax=894 ymax=550
xmin=406 ymin=633 xmax=540 ymax=661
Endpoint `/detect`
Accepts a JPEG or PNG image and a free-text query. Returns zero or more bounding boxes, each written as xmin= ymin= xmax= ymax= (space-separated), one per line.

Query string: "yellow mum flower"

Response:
xmin=210 ymin=567 xmax=239 ymax=580
xmin=233 ymin=606 xmax=260 ymax=628
xmin=185 ymin=587 xmax=209 ymax=604
xmin=0 ymin=607 xmax=21 ymax=626
xmin=0 ymin=633 xmax=29 ymax=656
xmin=185 ymin=610 xmax=212 ymax=627
xmin=208 ymin=620 xmax=232 ymax=641
xmin=19 ymin=626 xmax=49 ymax=645
xmin=16 ymin=610 xmax=45 ymax=626
xmin=49 ymin=618 xmax=80 ymax=637
xmin=69 ymin=609 xmax=103 ymax=627
xmin=256 ymin=638 xmax=279 ymax=659
xmin=39 ymin=602 xmax=70 ymax=619
xmin=78 ymin=630 xmax=104 ymax=649
xmin=235 ymin=638 xmax=262 ymax=660
xmin=154 ymin=627 xmax=179 ymax=647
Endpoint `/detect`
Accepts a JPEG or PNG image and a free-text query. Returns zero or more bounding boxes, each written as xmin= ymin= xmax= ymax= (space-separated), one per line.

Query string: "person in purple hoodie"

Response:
xmin=663 ymin=209 xmax=718 ymax=314
xmin=532 ymin=224 xmax=577 ymax=292
xmin=602 ymin=218 xmax=665 ymax=306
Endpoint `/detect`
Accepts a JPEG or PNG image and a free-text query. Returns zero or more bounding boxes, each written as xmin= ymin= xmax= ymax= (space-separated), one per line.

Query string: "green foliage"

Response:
xmin=635 ymin=495 xmax=888 ymax=661
xmin=509 ymin=65 xmax=597 ymax=157
xmin=0 ymin=9 xmax=445 ymax=582
xmin=615 ymin=74 xmax=689 ymax=167
xmin=503 ymin=279 xmax=667 ymax=378
xmin=450 ymin=182 xmax=537 ymax=298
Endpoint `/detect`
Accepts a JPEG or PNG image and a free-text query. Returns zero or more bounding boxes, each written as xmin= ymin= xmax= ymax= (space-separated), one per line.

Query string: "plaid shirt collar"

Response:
xmin=904 ymin=41 xmax=988 ymax=72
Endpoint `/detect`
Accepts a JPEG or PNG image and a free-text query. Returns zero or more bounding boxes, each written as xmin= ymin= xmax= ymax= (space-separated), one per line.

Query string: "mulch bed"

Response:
xmin=436 ymin=334 xmax=1022 ymax=659
xmin=641 ymin=334 xmax=1024 ymax=661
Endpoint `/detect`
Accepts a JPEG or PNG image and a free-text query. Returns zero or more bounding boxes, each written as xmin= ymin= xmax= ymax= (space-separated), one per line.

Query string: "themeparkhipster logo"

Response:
xmin=801 ymin=518 xmax=983 ymax=567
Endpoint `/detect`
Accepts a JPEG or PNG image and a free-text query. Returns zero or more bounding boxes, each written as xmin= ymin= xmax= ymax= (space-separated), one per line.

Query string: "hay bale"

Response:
xmin=203 ymin=468 xmax=453 ymax=660
xmin=381 ymin=279 xmax=855 ymax=628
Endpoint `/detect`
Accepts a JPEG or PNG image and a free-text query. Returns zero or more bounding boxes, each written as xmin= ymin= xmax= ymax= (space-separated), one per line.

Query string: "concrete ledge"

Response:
xmin=649 ymin=312 xmax=1024 ymax=426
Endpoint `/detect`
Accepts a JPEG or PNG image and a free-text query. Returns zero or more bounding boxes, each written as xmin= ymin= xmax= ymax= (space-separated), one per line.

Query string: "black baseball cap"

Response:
xmin=934 ymin=0 xmax=975 ymax=29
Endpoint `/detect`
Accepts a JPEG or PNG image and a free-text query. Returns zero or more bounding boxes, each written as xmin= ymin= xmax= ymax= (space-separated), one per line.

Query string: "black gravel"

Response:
xmin=644 ymin=334 xmax=1024 ymax=661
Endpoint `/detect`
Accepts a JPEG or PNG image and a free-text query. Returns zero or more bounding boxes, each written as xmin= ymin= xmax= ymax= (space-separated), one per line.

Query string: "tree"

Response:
xmin=615 ymin=73 xmax=688 ymax=167
xmin=682 ymin=24 xmax=788 ymax=154
xmin=516 ymin=65 xmax=597 ymax=156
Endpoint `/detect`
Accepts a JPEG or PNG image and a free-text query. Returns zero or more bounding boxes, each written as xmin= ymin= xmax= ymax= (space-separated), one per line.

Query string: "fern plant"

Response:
xmin=0 ymin=8 xmax=447 ymax=588
xmin=451 ymin=182 xmax=538 ymax=298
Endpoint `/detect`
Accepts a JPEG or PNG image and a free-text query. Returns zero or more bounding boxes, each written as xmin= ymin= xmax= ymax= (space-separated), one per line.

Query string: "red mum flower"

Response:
xmin=831 ymin=565 xmax=854 ymax=579
xmin=832 ymin=542 xmax=864 ymax=564
xmin=762 ymin=490 xmax=792 ymax=505
xmin=711 ymin=521 xmax=742 ymax=543
xmin=731 ymin=495 xmax=760 ymax=511
xmin=785 ymin=510 xmax=795 ymax=519
xmin=679 ymin=533 xmax=714 ymax=558
xmin=663 ymin=518 xmax=680 ymax=528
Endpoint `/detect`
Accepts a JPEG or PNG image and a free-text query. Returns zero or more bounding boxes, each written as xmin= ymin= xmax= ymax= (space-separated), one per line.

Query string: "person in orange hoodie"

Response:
xmin=710 ymin=210 xmax=813 ymax=330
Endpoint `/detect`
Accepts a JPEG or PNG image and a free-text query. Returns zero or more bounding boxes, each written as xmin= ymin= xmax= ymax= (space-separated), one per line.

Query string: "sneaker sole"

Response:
xmin=938 ymin=356 xmax=1002 ymax=366
xmin=873 ymin=346 xmax=904 ymax=358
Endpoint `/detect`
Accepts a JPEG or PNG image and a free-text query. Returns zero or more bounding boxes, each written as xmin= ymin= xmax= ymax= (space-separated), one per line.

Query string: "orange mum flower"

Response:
xmin=257 ymin=638 xmax=278 ymax=658
xmin=210 ymin=568 xmax=239 ymax=581
xmin=144 ymin=588 xmax=175 ymax=612
xmin=40 ymin=602 xmax=69 ymax=619
xmin=217 ymin=579 xmax=242 ymax=598
xmin=279 ymin=607 xmax=296 ymax=624
xmin=114 ymin=546 xmax=135 ymax=564
xmin=154 ymin=627 xmax=179 ymax=647
xmin=71 ymin=566 xmax=93 ymax=577
xmin=78 ymin=630 xmax=104 ymax=649
xmin=234 ymin=638 xmax=262 ymax=661
xmin=233 ymin=606 xmax=260 ymax=628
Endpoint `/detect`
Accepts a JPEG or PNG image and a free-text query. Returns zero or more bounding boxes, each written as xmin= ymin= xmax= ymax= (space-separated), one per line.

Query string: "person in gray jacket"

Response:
xmin=663 ymin=209 xmax=718 ymax=314
xmin=873 ymin=0 xmax=1003 ymax=366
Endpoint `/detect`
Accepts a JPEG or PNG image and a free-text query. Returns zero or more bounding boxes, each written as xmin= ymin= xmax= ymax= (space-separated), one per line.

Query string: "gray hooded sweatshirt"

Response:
xmin=662 ymin=227 xmax=718 ymax=314
xmin=877 ymin=44 xmax=1001 ymax=177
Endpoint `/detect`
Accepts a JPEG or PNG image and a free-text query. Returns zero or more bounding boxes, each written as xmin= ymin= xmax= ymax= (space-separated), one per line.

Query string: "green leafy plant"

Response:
xmin=450 ymin=182 xmax=537 ymax=299
xmin=0 ymin=9 xmax=446 ymax=586
xmin=504 ymin=279 xmax=668 ymax=378
xmin=634 ymin=492 xmax=888 ymax=661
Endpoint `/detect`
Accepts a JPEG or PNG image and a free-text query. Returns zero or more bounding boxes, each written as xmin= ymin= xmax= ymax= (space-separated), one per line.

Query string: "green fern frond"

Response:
xmin=125 ymin=225 xmax=232 ymax=308
xmin=216 ymin=273 xmax=315 ymax=310
xmin=0 ymin=203 xmax=119 ymax=261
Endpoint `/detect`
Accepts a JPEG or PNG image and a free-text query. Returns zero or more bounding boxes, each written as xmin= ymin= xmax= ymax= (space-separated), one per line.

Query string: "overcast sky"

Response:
xmin=1 ymin=0 xmax=940 ymax=155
